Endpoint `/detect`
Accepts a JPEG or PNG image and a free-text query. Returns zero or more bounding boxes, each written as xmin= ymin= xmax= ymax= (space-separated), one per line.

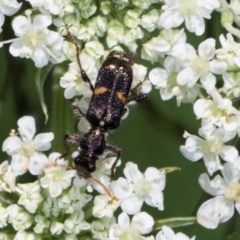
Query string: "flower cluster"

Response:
xmin=2 ymin=0 xmax=240 ymax=238
xmin=0 ymin=116 xmax=173 ymax=239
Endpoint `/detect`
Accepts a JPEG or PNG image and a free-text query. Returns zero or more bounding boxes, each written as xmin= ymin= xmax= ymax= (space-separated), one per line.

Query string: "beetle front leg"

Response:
xmin=56 ymin=134 xmax=82 ymax=161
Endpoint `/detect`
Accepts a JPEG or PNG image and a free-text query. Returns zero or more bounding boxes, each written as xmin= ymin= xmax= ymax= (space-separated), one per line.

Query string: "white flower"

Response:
xmin=160 ymin=0 xmax=220 ymax=36
xmin=193 ymin=90 xmax=240 ymax=131
xmin=0 ymin=160 xmax=16 ymax=192
xmin=42 ymin=196 xmax=61 ymax=218
xmin=124 ymin=9 xmax=141 ymax=29
xmin=156 ymin=225 xmax=195 ymax=240
xmin=2 ymin=116 xmax=54 ymax=175
xmin=92 ymin=194 xmax=120 ymax=218
xmin=14 ymin=231 xmax=36 ymax=240
xmin=40 ymin=153 xmax=76 ymax=198
xmin=152 ymin=29 xmax=187 ymax=57
xmin=222 ymin=71 xmax=240 ymax=98
xmin=15 ymin=180 xmax=43 ymax=213
xmin=176 ymin=39 xmax=227 ymax=93
xmin=34 ymin=215 xmax=50 ymax=234
xmin=60 ymin=54 xmax=98 ymax=99
xmin=64 ymin=210 xmax=91 ymax=234
xmin=0 ymin=0 xmax=22 ymax=33
xmin=109 ymin=212 xmax=154 ymax=239
xmin=149 ymin=56 xmax=200 ymax=106
xmin=112 ymin=162 xmax=165 ymax=215
xmin=106 ymin=21 xmax=125 ymax=48
xmin=91 ymin=217 xmax=116 ymax=240
xmin=58 ymin=186 xmax=92 ymax=214
xmin=0 ymin=203 xmax=8 ymax=228
xmin=180 ymin=126 xmax=238 ymax=175
xmin=8 ymin=13 xmax=64 ymax=68
xmin=141 ymin=9 xmax=159 ymax=32
xmin=7 ymin=204 xmax=32 ymax=231
xmin=197 ymin=160 xmax=240 ymax=228
xmin=132 ymin=64 xmax=152 ymax=94
xmin=26 ymin=0 xmax=70 ymax=15
xmin=215 ymin=33 xmax=240 ymax=68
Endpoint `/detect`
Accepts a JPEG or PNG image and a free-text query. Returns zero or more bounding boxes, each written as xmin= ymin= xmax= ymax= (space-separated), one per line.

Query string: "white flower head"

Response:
xmin=7 ymin=204 xmax=32 ymax=231
xmin=193 ymin=90 xmax=240 ymax=131
xmin=160 ymin=0 xmax=220 ymax=36
xmin=197 ymin=159 xmax=240 ymax=228
xmin=92 ymin=194 xmax=120 ymax=218
xmin=156 ymin=225 xmax=195 ymax=240
xmin=15 ymin=180 xmax=43 ymax=213
xmin=8 ymin=13 xmax=64 ymax=68
xmin=141 ymin=9 xmax=159 ymax=32
xmin=2 ymin=116 xmax=54 ymax=176
xmin=176 ymin=39 xmax=227 ymax=93
xmin=222 ymin=71 xmax=240 ymax=98
xmin=40 ymin=152 xmax=76 ymax=198
xmin=64 ymin=209 xmax=91 ymax=234
xmin=34 ymin=215 xmax=50 ymax=234
xmin=0 ymin=160 xmax=16 ymax=192
xmin=91 ymin=217 xmax=116 ymax=240
xmin=215 ymin=33 xmax=240 ymax=68
xmin=180 ymin=126 xmax=238 ymax=175
xmin=149 ymin=56 xmax=200 ymax=106
xmin=112 ymin=162 xmax=165 ymax=215
xmin=109 ymin=212 xmax=154 ymax=239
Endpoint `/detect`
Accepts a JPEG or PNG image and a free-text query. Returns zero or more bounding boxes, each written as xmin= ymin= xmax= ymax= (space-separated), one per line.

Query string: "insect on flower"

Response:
xmin=59 ymin=28 xmax=147 ymax=182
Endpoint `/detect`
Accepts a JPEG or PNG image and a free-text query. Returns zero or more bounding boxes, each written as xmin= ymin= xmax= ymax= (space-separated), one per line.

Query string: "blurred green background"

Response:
xmin=0 ymin=10 xmax=239 ymax=239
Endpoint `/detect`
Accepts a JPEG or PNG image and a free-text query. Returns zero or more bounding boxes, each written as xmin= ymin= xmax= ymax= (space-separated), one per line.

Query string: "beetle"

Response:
xmin=60 ymin=31 xmax=146 ymax=180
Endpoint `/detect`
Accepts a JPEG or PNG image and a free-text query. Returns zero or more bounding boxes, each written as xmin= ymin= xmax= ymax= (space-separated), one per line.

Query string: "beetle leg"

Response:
xmin=105 ymin=145 xmax=121 ymax=181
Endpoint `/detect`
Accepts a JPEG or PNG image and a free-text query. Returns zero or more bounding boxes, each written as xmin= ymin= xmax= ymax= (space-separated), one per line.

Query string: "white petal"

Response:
xmin=145 ymin=189 xmax=164 ymax=210
xmin=156 ymin=226 xmax=175 ymax=240
xmin=1 ymin=0 xmax=22 ymax=16
xmin=220 ymin=146 xmax=238 ymax=163
xmin=2 ymin=136 xmax=22 ymax=155
xmin=177 ymin=67 xmax=199 ymax=87
xmin=123 ymin=162 xmax=143 ymax=183
xmin=193 ymin=99 xmax=208 ymax=118
xmin=160 ymin=10 xmax=184 ymax=29
xmin=200 ymin=73 xmax=216 ymax=94
xmin=198 ymin=173 xmax=226 ymax=196
xmin=17 ymin=116 xmax=36 ymax=140
xmin=11 ymin=154 xmax=28 ymax=175
xmin=32 ymin=14 xmax=51 ymax=30
xmin=31 ymin=47 xmax=49 ymax=68
xmin=149 ymin=68 xmax=168 ymax=88
xmin=198 ymin=38 xmax=216 ymax=60
xmin=28 ymin=152 xmax=48 ymax=175
xmin=210 ymin=60 xmax=227 ymax=74
xmin=180 ymin=145 xmax=203 ymax=162
xmin=34 ymin=133 xmax=54 ymax=151
xmin=197 ymin=196 xmax=234 ymax=229
xmin=9 ymin=39 xmax=26 ymax=57
xmin=185 ymin=14 xmax=204 ymax=36
xmin=121 ymin=195 xmax=143 ymax=215
xmin=131 ymin=212 xmax=154 ymax=234
xmin=118 ymin=212 xmax=130 ymax=227
xmin=235 ymin=200 xmax=240 ymax=214
xmin=12 ymin=15 xmax=30 ymax=36
xmin=111 ymin=177 xmax=133 ymax=199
